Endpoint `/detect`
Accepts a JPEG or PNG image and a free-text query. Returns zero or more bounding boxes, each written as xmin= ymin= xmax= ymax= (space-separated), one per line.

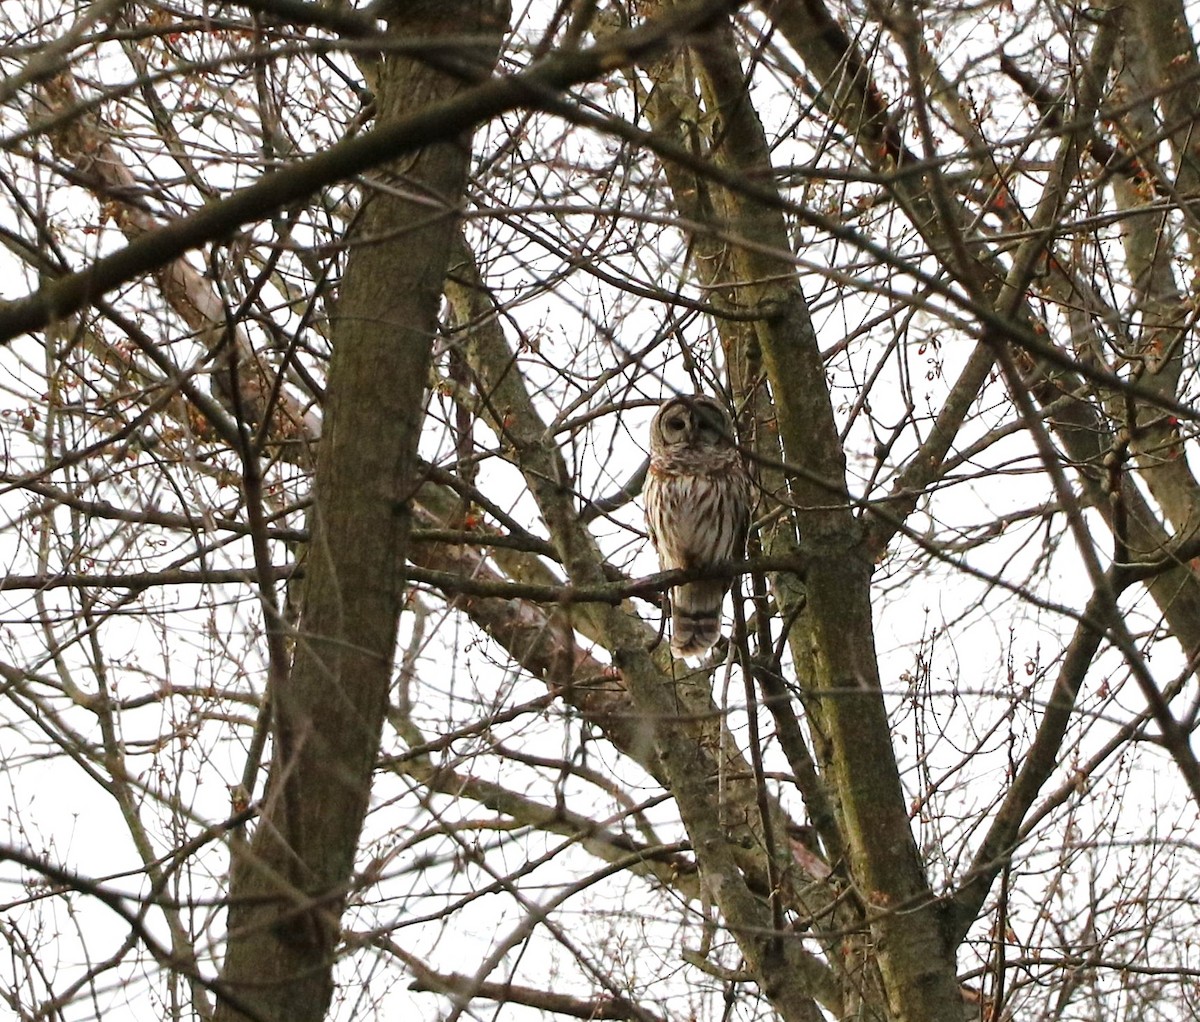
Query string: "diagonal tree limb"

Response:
xmin=0 ymin=0 xmax=748 ymax=345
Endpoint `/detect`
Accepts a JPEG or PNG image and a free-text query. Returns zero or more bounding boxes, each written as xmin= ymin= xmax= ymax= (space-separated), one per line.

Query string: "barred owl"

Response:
xmin=644 ymin=395 xmax=751 ymax=658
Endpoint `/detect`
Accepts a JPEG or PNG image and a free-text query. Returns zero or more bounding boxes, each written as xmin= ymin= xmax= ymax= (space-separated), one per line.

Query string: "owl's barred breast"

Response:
xmin=644 ymin=459 xmax=749 ymax=571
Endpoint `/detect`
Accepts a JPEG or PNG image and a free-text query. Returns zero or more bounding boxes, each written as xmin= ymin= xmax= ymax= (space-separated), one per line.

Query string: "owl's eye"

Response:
xmin=665 ymin=416 xmax=687 ymax=431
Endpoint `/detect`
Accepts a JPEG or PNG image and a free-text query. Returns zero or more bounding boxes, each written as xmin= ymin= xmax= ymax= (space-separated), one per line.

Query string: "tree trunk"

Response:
xmin=214 ymin=6 xmax=508 ymax=1020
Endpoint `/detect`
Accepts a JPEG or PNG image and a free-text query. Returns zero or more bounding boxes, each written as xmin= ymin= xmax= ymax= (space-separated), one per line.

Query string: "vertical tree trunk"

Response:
xmin=214 ymin=7 xmax=507 ymax=1020
xmin=635 ymin=13 xmax=965 ymax=1018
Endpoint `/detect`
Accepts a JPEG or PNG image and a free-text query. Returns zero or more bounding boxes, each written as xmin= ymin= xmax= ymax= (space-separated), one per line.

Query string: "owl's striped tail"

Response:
xmin=669 ymin=580 xmax=727 ymax=658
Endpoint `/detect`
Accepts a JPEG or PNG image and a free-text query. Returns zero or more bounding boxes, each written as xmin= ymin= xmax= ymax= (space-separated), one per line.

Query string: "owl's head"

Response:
xmin=650 ymin=395 xmax=736 ymax=452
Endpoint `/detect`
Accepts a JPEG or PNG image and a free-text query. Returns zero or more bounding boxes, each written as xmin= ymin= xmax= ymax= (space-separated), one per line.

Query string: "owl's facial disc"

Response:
xmin=656 ymin=397 xmax=733 ymax=448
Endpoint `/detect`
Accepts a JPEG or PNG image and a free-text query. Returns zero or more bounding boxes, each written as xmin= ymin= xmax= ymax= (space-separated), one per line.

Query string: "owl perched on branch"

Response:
xmin=643 ymin=395 xmax=751 ymax=659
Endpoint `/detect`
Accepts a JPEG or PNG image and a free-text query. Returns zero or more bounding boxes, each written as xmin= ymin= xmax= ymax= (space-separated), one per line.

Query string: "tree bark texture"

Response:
xmin=213 ymin=6 xmax=508 ymax=1020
